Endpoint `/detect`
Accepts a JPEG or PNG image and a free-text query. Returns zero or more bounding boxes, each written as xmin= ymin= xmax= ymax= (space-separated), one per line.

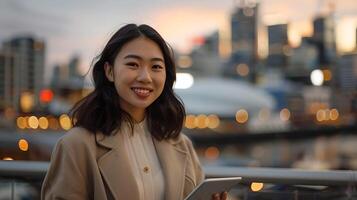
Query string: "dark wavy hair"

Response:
xmin=70 ymin=24 xmax=185 ymax=140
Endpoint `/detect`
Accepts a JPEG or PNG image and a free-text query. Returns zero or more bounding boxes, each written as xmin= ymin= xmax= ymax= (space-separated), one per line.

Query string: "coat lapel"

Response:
xmin=153 ymin=136 xmax=188 ymax=200
xmin=95 ymin=128 xmax=189 ymax=200
xmin=96 ymin=131 xmax=141 ymax=200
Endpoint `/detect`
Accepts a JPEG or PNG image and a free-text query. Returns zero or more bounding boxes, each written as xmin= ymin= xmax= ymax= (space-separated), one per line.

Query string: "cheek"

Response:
xmin=158 ymin=75 xmax=166 ymax=90
xmin=113 ymin=74 xmax=130 ymax=93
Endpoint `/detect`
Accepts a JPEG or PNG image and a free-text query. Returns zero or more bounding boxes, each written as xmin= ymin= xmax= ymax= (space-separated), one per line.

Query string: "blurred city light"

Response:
xmin=316 ymin=109 xmax=328 ymax=122
xmin=251 ymin=182 xmax=264 ymax=192
xmin=192 ymin=36 xmax=205 ymax=46
xmin=16 ymin=117 xmax=27 ymax=129
xmin=38 ymin=117 xmax=49 ymax=129
xmin=28 ymin=116 xmax=39 ymax=129
xmin=196 ymin=114 xmax=209 ymax=129
xmin=174 ymin=73 xmax=194 ymax=89
xmin=236 ymin=63 xmax=250 ymax=76
xmin=40 ymin=89 xmax=54 ymax=103
xmin=316 ymin=109 xmax=325 ymax=122
xmin=20 ymin=92 xmax=34 ymax=113
xmin=280 ymin=108 xmax=291 ymax=121
xmin=177 ymin=55 xmax=192 ymax=68
xmin=322 ymin=69 xmax=332 ymax=81
xmin=204 ymin=146 xmax=220 ymax=160
xmin=59 ymin=114 xmax=72 ymax=130
xmin=185 ymin=114 xmax=196 ymax=129
xmin=207 ymin=114 xmax=220 ymax=129
xmin=236 ymin=109 xmax=249 ymax=124
xmin=18 ymin=139 xmax=29 ymax=151
xmin=310 ymin=69 xmax=324 ymax=86
xmin=24 ymin=116 xmax=30 ymax=129
xmin=330 ymin=109 xmax=339 ymax=120
xmin=2 ymin=157 xmax=14 ymax=161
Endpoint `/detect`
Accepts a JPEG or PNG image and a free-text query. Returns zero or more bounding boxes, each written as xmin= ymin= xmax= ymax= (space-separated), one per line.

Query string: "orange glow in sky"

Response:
xmin=151 ymin=6 xmax=227 ymax=54
xmin=151 ymin=7 xmax=357 ymax=56
xmin=336 ymin=17 xmax=357 ymax=52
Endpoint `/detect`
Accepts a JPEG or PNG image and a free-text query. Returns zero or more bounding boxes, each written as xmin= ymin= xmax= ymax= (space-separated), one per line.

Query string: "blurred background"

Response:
xmin=1 ymin=0 xmax=357 ymax=199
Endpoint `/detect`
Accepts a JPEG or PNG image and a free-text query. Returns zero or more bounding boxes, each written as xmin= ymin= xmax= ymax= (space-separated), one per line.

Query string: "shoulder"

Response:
xmin=56 ymin=126 xmax=96 ymax=150
xmin=180 ymin=133 xmax=194 ymax=146
xmin=168 ymin=133 xmax=195 ymax=150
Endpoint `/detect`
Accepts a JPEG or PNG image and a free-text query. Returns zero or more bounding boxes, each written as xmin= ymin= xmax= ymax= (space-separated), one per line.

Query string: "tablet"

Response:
xmin=184 ymin=177 xmax=242 ymax=200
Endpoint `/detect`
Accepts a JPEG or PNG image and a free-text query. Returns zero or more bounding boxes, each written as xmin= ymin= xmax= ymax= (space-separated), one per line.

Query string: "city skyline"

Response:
xmin=1 ymin=0 xmax=357 ymax=83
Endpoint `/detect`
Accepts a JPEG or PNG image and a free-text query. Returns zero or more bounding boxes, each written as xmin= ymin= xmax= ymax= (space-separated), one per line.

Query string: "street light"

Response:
xmin=310 ymin=69 xmax=324 ymax=86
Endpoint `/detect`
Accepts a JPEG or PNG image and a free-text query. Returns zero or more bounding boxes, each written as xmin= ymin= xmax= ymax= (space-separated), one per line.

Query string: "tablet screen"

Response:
xmin=185 ymin=177 xmax=242 ymax=200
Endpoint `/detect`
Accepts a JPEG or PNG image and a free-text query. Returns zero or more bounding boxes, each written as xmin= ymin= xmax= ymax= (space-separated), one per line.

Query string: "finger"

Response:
xmin=220 ymin=191 xmax=228 ymax=199
xmin=211 ymin=193 xmax=220 ymax=200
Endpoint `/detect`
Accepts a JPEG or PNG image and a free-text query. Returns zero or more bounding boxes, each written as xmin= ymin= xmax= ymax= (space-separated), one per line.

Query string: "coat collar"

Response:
xmin=95 ymin=125 xmax=188 ymax=200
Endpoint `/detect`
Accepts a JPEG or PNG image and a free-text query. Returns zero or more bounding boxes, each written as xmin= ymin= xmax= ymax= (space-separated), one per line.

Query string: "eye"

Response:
xmin=152 ymin=64 xmax=164 ymax=70
xmin=126 ymin=62 xmax=139 ymax=68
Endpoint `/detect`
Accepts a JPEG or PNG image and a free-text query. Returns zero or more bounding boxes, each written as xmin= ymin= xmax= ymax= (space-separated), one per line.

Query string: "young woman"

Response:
xmin=41 ymin=24 xmax=227 ymax=200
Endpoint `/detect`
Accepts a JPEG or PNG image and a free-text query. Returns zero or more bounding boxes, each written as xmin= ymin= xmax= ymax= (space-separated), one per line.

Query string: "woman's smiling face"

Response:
xmin=105 ymin=36 xmax=166 ymax=121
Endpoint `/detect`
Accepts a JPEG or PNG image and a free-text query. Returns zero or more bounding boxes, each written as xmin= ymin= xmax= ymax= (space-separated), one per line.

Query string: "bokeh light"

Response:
xmin=236 ymin=63 xmax=250 ymax=76
xmin=251 ymin=182 xmax=264 ymax=192
xmin=196 ymin=114 xmax=209 ymax=129
xmin=330 ymin=109 xmax=339 ymax=121
xmin=20 ymin=92 xmax=35 ymax=113
xmin=38 ymin=117 xmax=49 ymax=129
xmin=310 ymin=69 xmax=324 ymax=86
xmin=185 ymin=114 xmax=196 ymax=129
xmin=207 ymin=114 xmax=220 ymax=129
xmin=204 ymin=146 xmax=220 ymax=160
xmin=59 ymin=114 xmax=72 ymax=130
xmin=18 ymin=139 xmax=29 ymax=151
xmin=16 ymin=117 xmax=27 ymax=129
xmin=236 ymin=109 xmax=249 ymax=124
xmin=279 ymin=108 xmax=291 ymax=121
xmin=28 ymin=116 xmax=39 ymax=129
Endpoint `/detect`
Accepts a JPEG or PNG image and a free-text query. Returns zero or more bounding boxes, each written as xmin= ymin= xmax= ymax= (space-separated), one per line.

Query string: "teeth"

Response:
xmin=133 ymin=88 xmax=150 ymax=95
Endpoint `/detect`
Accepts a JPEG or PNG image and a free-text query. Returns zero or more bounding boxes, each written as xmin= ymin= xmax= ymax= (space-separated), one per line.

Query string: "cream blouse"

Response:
xmin=119 ymin=120 xmax=165 ymax=200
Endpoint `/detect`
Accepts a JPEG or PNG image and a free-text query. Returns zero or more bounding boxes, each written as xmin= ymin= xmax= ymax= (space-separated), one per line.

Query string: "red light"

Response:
xmin=40 ymin=89 xmax=54 ymax=103
xmin=192 ymin=36 xmax=205 ymax=46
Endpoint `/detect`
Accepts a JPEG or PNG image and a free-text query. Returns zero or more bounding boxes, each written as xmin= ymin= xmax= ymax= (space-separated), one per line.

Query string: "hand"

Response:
xmin=211 ymin=191 xmax=228 ymax=200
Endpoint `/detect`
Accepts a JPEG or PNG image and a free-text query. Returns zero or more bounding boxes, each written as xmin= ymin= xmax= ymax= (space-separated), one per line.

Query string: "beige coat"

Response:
xmin=41 ymin=127 xmax=204 ymax=200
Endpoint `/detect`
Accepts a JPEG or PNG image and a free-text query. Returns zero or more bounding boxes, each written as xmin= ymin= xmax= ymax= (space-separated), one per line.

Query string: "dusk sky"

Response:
xmin=1 ymin=0 xmax=357 ymax=83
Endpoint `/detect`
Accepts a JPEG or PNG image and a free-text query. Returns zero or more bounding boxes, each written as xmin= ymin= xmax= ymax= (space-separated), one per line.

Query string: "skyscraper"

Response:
xmin=0 ymin=50 xmax=15 ymax=110
xmin=231 ymin=4 xmax=258 ymax=57
xmin=312 ymin=16 xmax=336 ymax=66
xmin=2 ymin=36 xmax=45 ymax=113
xmin=267 ymin=24 xmax=289 ymax=69
xmin=226 ymin=3 xmax=259 ymax=82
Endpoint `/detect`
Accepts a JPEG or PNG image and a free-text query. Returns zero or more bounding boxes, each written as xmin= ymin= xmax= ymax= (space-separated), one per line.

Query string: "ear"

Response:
xmin=104 ymin=62 xmax=114 ymax=82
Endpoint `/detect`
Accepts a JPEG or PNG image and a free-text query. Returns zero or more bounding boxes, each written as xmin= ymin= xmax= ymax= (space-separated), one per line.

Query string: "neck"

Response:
xmin=126 ymin=108 xmax=145 ymax=123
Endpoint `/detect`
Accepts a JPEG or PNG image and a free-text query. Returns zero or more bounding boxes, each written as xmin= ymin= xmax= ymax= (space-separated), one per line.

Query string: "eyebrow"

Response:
xmin=124 ymin=54 xmax=164 ymax=63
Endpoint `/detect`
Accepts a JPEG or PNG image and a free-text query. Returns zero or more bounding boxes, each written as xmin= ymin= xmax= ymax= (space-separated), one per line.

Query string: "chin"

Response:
xmin=133 ymin=101 xmax=153 ymax=109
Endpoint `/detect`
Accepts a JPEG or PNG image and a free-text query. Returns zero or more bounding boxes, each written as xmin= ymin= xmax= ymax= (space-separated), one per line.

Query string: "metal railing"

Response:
xmin=1 ymin=161 xmax=357 ymax=199
xmin=1 ymin=161 xmax=357 ymax=185
xmin=0 ymin=161 xmax=48 ymax=181
xmin=204 ymin=166 xmax=357 ymax=185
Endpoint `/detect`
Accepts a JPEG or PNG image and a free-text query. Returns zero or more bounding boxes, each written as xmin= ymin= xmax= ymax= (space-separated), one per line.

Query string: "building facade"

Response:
xmin=2 ymin=36 xmax=45 ymax=113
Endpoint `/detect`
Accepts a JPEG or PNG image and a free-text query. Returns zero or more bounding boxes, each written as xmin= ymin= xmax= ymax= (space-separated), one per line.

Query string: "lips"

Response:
xmin=131 ymin=87 xmax=153 ymax=97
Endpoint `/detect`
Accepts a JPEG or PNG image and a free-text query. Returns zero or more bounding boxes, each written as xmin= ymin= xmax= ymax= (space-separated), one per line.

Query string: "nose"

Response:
xmin=136 ymin=66 xmax=152 ymax=83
